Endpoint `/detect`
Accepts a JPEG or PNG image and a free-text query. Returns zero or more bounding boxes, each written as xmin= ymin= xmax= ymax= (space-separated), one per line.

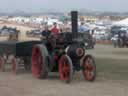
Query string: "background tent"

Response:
xmin=113 ymin=18 xmax=128 ymax=26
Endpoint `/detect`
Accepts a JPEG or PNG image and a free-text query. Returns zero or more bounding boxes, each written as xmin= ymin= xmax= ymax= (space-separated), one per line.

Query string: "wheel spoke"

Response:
xmin=61 ymin=66 xmax=68 ymax=77
xmin=84 ymin=58 xmax=94 ymax=71
xmin=86 ymin=71 xmax=94 ymax=80
xmin=63 ymin=66 xmax=70 ymax=72
xmin=88 ymin=64 xmax=95 ymax=71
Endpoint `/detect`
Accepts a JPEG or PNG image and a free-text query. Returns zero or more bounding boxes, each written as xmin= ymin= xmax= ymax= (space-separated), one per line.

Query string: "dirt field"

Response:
xmin=0 ymin=44 xmax=128 ymax=96
xmin=0 ymin=23 xmax=128 ymax=96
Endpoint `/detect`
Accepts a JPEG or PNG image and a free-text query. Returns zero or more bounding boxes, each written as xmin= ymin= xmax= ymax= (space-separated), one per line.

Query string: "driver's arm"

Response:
xmin=41 ymin=31 xmax=47 ymax=40
xmin=41 ymin=31 xmax=51 ymax=39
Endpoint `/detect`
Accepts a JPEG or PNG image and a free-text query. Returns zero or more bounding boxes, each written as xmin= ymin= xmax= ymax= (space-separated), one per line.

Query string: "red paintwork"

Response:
xmin=54 ymin=55 xmax=59 ymax=61
xmin=76 ymin=48 xmax=84 ymax=57
xmin=32 ymin=47 xmax=43 ymax=78
xmin=12 ymin=58 xmax=16 ymax=73
xmin=59 ymin=56 xmax=70 ymax=81
xmin=82 ymin=57 xmax=95 ymax=81
xmin=0 ymin=57 xmax=3 ymax=71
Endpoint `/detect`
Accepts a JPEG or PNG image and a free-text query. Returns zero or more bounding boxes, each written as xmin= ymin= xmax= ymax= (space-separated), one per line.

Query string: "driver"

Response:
xmin=50 ymin=22 xmax=60 ymax=35
xmin=41 ymin=25 xmax=56 ymax=52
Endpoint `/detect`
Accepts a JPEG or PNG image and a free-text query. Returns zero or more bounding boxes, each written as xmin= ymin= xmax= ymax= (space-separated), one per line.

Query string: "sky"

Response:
xmin=0 ymin=0 xmax=128 ymax=13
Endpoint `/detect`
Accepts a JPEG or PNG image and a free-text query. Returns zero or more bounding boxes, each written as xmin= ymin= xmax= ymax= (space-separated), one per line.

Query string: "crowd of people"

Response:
xmin=111 ymin=30 xmax=128 ymax=47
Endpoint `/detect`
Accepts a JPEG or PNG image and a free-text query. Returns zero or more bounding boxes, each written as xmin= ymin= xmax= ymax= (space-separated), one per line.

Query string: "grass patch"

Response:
xmin=112 ymin=51 xmax=128 ymax=56
xmin=96 ymin=58 xmax=128 ymax=80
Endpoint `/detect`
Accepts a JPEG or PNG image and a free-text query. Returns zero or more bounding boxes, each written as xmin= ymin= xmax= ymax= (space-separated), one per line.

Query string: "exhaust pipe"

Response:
xmin=71 ymin=11 xmax=78 ymax=39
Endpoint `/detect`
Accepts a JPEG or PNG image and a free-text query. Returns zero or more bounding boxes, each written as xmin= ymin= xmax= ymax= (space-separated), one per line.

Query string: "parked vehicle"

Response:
xmin=0 ymin=26 xmax=19 ymax=36
xmin=27 ymin=29 xmax=42 ymax=37
xmin=111 ymin=26 xmax=128 ymax=48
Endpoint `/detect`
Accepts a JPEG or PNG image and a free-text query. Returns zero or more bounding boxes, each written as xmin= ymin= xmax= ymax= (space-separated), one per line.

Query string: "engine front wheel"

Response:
xmin=59 ymin=55 xmax=73 ymax=83
xmin=82 ymin=55 xmax=96 ymax=81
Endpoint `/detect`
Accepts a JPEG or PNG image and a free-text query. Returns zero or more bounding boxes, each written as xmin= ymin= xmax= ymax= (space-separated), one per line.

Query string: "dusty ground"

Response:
xmin=0 ymin=44 xmax=128 ymax=96
xmin=0 ymin=23 xmax=128 ymax=96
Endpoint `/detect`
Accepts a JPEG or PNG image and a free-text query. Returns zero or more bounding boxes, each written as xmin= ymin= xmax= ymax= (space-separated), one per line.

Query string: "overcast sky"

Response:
xmin=0 ymin=0 xmax=128 ymax=12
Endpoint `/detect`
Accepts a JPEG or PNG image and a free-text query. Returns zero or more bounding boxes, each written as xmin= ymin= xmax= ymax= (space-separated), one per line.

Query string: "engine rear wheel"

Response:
xmin=59 ymin=55 xmax=73 ymax=83
xmin=82 ymin=55 xmax=96 ymax=81
xmin=32 ymin=45 xmax=48 ymax=79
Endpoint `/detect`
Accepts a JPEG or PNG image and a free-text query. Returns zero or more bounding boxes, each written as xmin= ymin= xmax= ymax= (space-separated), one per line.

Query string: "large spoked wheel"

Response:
xmin=59 ymin=55 xmax=73 ymax=83
xmin=82 ymin=55 xmax=96 ymax=81
xmin=0 ymin=56 xmax=5 ymax=72
xmin=32 ymin=45 xmax=48 ymax=79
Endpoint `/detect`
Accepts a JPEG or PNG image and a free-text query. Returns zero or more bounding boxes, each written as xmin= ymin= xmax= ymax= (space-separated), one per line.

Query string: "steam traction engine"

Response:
xmin=31 ymin=11 xmax=96 ymax=83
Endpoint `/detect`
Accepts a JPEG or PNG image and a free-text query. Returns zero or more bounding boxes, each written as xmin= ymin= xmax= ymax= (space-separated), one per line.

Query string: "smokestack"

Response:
xmin=71 ymin=11 xmax=78 ymax=39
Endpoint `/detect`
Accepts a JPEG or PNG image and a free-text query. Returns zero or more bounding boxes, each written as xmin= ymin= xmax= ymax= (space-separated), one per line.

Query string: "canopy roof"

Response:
xmin=113 ymin=18 xmax=128 ymax=26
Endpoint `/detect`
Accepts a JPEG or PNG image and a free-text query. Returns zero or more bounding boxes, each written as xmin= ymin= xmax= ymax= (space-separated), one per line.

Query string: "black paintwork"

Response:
xmin=0 ymin=41 xmax=42 ymax=56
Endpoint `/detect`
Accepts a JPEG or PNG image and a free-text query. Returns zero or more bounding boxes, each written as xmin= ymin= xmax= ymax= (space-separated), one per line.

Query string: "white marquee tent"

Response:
xmin=113 ymin=18 xmax=128 ymax=26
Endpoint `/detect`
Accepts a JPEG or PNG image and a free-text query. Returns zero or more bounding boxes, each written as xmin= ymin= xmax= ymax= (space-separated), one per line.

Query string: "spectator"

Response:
xmin=126 ymin=31 xmax=128 ymax=38
xmin=51 ymin=22 xmax=59 ymax=34
xmin=78 ymin=22 xmax=90 ymax=33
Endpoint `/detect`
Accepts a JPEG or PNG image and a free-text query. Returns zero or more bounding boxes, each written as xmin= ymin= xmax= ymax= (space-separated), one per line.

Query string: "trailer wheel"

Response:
xmin=0 ymin=56 xmax=5 ymax=72
xmin=11 ymin=57 xmax=18 ymax=74
xmin=32 ymin=45 xmax=48 ymax=79
xmin=82 ymin=55 xmax=96 ymax=81
xmin=59 ymin=55 xmax=73 ymax=83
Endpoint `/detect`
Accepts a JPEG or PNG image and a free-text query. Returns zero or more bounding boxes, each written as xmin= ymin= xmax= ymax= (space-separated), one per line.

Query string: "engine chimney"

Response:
xmin=71 ymin=11 xmax=78 ymax=39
